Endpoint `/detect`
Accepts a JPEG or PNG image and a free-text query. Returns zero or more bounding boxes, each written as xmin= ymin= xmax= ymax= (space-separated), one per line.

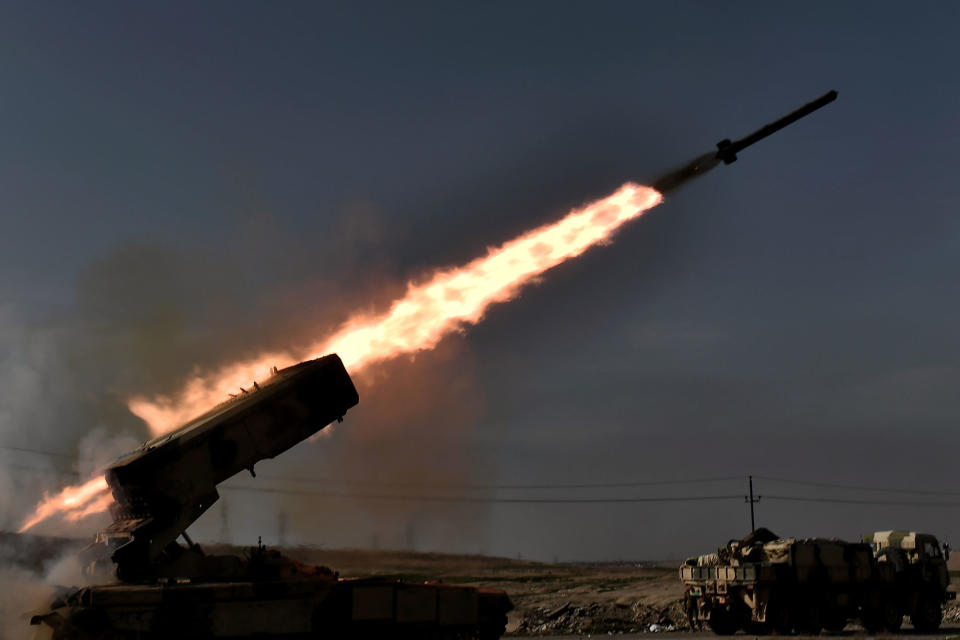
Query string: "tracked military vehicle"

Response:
xmin=31 ymin=355 xmax=512 ymax=639
xmin=680 ymin=528 xmax=952 ymax=634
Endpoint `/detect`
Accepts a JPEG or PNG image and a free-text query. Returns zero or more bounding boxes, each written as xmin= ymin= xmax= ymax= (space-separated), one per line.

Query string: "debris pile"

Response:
xmin=943 ymin=601 xmax=960 ymax=624
xmin=514 ymin=599 xmax=689 ymax=635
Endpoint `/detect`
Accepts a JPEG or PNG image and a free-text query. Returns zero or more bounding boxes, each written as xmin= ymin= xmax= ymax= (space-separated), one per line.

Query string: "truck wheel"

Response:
xmin=881 ymin=599 xmax=903 ymax=632
xmin=861 ymin=617 xmax=881 ymax=634
xmin=765 ymin=601 xmax=792 ymax=635
xmin=745 ymin=622 xmax=770 ymax=635
xmin=707 ymin=610 xmax=738 ymax=636
xmin=910 ymin=597 xmax=942 ymax=632
xmin=792 ymin=601 xmax=821 ymax=635
xmin=821 ymin=610 xmax=847 ymax=633
xmin=860 ymin=590 xmax=893 ymax=633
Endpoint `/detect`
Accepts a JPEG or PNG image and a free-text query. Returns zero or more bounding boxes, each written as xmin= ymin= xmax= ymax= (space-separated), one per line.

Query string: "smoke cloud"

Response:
xmin=0 ymin=192 xmax=501 ymax=634
xmin=212 ymin=337 xmax=490 ymax=551
xmin=1 ymin=193 xmax=499 ymax=548
xmin=0 ymin=565 xmax=55 ymax=640
xmin=0 ymin=536 xmax=94 ymax=640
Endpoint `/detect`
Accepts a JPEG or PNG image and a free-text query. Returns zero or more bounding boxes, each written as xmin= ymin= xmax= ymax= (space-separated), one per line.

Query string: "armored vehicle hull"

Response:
xmin=34 ymin=574 xmax=513 ymax=640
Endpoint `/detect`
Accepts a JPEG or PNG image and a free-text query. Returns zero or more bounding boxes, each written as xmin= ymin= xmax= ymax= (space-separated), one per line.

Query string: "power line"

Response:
xmin=756 ymin=475 xmax=960 ymax=497
xmin=252 ymin=473 xmax=745 ymax=491
xmin=7 ymin=439 xmax=958 ymax=498
xmin=0 ymin=444 xmax=742 ymax=490
xmin=0 ymin=456 xmax=745 ymax=491
xmin=221 ymin=485 xmax=745 ymax=504
xmin=222 ymin=482 xmax=960 ymax=508
xmin=9 ymin=448 xmax=960 ymax=508
xmin=765 ymin=495 xmax=960 ymax=507
xmin=1 ymin=463 xmax=77 ymax=476
xmin=0 ymin=444 xmax=73 ymax=458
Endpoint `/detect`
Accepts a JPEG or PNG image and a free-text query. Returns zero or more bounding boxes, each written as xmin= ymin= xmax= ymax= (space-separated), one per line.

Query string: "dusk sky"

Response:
xmin=2 ymin=1 xmax=959 ymax=561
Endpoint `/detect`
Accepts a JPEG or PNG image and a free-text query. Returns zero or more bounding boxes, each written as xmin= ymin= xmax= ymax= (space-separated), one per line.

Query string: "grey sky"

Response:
xmin=1 ymin=1 xmax=959 ymax=560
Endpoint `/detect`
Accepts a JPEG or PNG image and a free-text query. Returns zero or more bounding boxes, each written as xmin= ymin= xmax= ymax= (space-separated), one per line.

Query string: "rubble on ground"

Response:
xmin=943 ymin=601 xmax=960 ymax=624
xmin=515 ymin=598 xmax=960 ymax=635
xmin=512 ymin=599 xmax=690 ymax=635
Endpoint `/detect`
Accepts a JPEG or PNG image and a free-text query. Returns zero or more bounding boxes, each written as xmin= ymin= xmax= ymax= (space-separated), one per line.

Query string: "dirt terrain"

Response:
xmin=9 ymin=534 xmax=960 ymax=637
xmin=231 ymin=545 xmax=960 ymax=636
xmin=216 ymin=546 xmax=690 ymax=635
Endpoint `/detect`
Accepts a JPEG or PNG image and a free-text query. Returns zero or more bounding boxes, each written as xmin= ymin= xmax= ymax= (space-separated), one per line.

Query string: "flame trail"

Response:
xmin=130 ymin=183 xmax=661 ymax=435
xmin=19 ymin=182 xmax=662 ymax=531
xmin=65 ymin=491 xmax=115 ymax=522
xmin=18 ymin=476 xmax=110 ymax=532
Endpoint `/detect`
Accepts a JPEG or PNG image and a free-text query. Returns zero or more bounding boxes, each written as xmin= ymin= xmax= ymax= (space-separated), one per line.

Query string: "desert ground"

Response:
xmin=230 ymin=546 xmax=960 ymax=637
xmin=6 ymin=535 xmax=960 ymax=638
xmin=242 ymin=545 xmax=689 ymax=635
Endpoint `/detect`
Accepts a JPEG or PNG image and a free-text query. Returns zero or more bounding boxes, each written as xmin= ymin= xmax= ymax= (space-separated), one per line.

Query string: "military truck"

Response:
xmin=30 ymin=355 xmax=513 ymax=640
xmin=679 ymin=528 xmax=953 ymax=634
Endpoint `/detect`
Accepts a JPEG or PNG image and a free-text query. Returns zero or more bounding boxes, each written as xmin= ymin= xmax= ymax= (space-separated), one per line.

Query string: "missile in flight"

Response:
xmin=652 ymin=90 xmax=838 ymax=193
xmin=714 ymin=90 xmax=838 ymax=164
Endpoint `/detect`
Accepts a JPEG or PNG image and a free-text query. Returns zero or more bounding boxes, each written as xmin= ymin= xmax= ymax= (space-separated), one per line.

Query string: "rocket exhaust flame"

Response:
xmin=65 ymin=491 xmax=115 ymax=522
xmin=19 ymin=182 xmax=662 ymax=532
xmin=128 ymin=182 xmax=663 ymax=435
xmin=18 ymin=475 xmax=110 ymax=532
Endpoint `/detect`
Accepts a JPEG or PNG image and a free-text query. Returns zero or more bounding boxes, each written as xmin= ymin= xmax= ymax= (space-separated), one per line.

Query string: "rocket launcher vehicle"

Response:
xmin=97 ymin=354 xmax=359 ymax=582
xmin=34 ymin=356 xmax=514 ymax=639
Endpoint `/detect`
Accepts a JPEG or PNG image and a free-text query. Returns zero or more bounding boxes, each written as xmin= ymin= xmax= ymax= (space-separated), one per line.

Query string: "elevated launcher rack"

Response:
xmin=99 ymin=355 xmax=359 ymax=582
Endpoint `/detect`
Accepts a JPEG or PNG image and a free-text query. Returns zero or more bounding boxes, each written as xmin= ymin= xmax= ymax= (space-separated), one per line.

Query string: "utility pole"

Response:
xmin=745 ymin=475 xmax=760 ymax=532
xmin=219 ymin=499 xmax=230 ymax=543
xmin=278 ymin=512 xmax=288 ymax=547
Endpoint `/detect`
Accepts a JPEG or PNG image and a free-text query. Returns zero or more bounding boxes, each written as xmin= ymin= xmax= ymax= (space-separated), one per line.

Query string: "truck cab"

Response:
xmin=862 ymin=530 xmax=954 ymax=631
xmin=863 ymin=531 xmax=949 ymax=590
